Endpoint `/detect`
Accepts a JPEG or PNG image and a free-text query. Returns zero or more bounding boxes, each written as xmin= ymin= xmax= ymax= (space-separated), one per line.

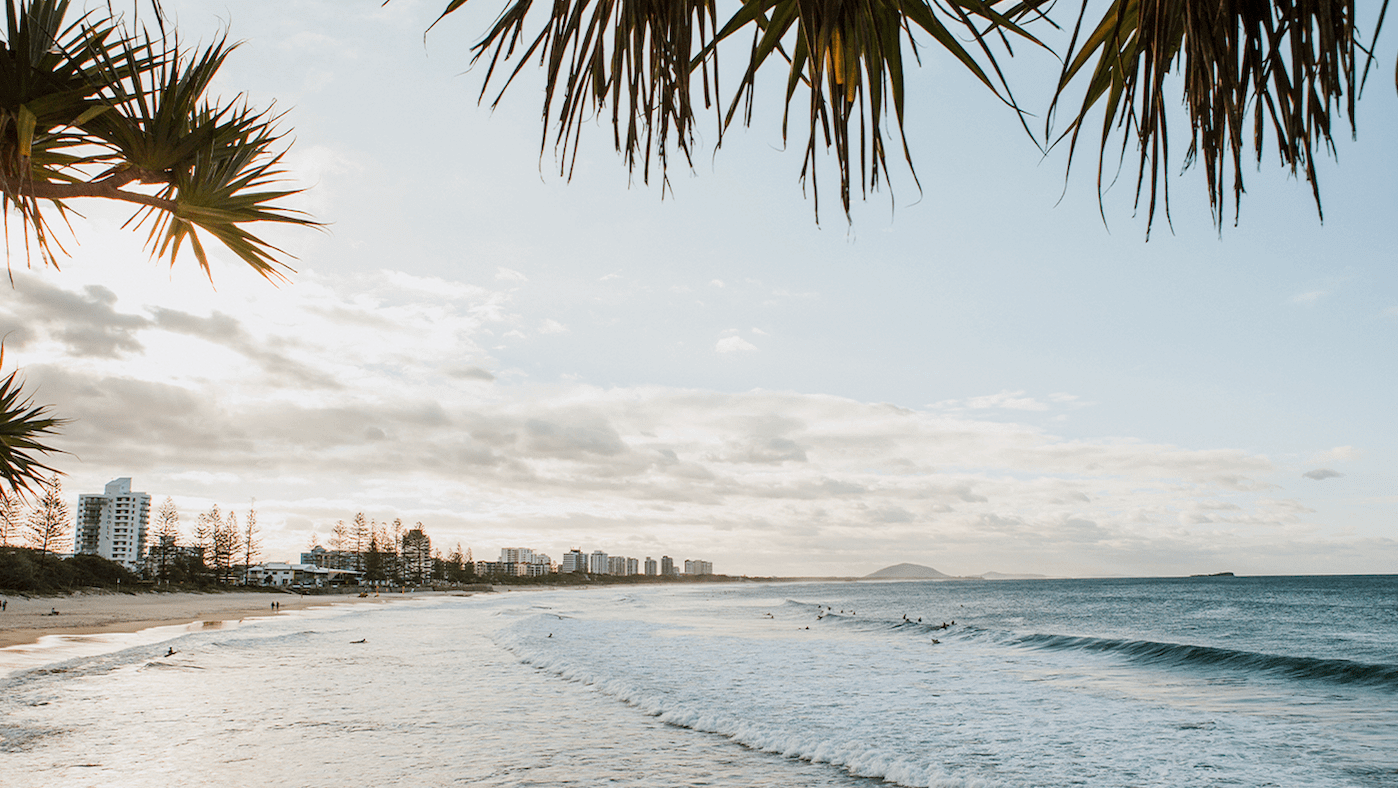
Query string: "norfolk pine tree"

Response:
xmin=25 ymin=474 xmax=68 ymax=557
xmin=152 ymin=496 xmax=180 ymax=583
xmin=242 ymin=502 xmax=261 ymax=585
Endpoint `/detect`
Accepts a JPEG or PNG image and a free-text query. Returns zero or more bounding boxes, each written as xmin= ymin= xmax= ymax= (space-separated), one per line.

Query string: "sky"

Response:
xmin=2 ymin=0 xmax=1395 ymax=577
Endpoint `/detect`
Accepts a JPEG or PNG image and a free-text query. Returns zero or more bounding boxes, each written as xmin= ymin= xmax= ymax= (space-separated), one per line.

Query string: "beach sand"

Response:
xmin=0 ymin=589 xmax=417 ymax=649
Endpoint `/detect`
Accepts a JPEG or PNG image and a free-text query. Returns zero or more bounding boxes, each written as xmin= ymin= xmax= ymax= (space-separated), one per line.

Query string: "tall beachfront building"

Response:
xmin=74 ymin=478 xmax=151 ymax=572
xmin=589 ymin=550 xmax=610 ymax=575
xmin=561 ymin=549 xmax=586 ymax=573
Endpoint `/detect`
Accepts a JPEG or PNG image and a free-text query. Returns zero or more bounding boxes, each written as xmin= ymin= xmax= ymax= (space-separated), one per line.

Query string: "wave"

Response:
xmin=1013 ymin=632 xmax=1398 ymax=689
xmin=496 ymin=624 xmax=999 ymax=788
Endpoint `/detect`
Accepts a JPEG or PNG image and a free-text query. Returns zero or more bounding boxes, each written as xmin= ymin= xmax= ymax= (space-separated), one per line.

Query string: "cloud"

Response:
xmin=150 ymin=307 xmax=340 ymax=389
xmin=0 ymin=275 xmax=148 ymax=357
xmin=716 ymin=336 xmax=758 ymax=353
xmin=17 ymin=262 xmax=1372 ymax=578
xmin=447 ymin=365 xmax=496 ymax=381
xmin=1289 ymin=290 xmax=1327 ymax=305
xmin=935 ymin=390 xmax=1053 ymax=411
xmin=1302 ymin=468 xmax=1343 ymax=481
xmin=538 ymin=319 xmax=569 ymax=334
xmin=1310 ymin=445 xmax=1356 ymax=464
xmin=495 ymin=267 xmax=528 ymax=283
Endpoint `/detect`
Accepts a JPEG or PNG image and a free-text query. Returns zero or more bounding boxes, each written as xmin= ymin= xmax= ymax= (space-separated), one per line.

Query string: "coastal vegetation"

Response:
xmin=0 ymin=545 xmax=137 ymax=593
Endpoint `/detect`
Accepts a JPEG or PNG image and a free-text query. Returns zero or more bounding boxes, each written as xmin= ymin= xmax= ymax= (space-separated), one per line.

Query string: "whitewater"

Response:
xmin=2 ymin=575 xmax=1394 ymax=787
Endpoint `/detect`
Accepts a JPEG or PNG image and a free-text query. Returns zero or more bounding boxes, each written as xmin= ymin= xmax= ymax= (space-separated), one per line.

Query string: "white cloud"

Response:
xmin=1311 ymin=445 xmax=1357 ymax=463
xmin=11 ymin=261 xmax=1384 ymax=578
xmin=961 ymin=390 xmax=1051 ymax=411
xmin=538 ymin=319 xmax=569 ymax=334
xmin=496 ymin=267 xmax=529 ymax=283
xmin=1289 ymin=290 xmax=1327 ymax=305
xmin=710 ymin=279 xmax=725 ymax=288
xmin=716 ymin=336 xmax=759 ymax=354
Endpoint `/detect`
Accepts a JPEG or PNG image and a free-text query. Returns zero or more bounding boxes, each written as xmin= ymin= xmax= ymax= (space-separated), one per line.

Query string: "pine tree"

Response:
xmin=330 ymin=519 xmax=349 ymax=569
xmin=0 ymin=486 xmax=22 ymax=546
xmin=195 ymin=504 xmax=219 ymax=567
xmin=242 ymin=502 xmax=261 ymax=585
xmin=215 ymin=510 xmax=239 ymax=584
xmin=351 ymin=512 xmax=369 ymax=572
xmin=25 ymin=475 xmax=70 ymax=557
xmin=401 ymin=525 xmax=431 ymax=586
xmin=152 ymin=497 xmax=181 ymax=583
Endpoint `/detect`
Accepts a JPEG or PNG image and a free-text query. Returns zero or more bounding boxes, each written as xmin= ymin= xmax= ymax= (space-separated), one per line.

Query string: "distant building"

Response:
xmin=501 ymin=548 xmax=554 ymax=570
xmin=74 ymin=478 xmax=151 ymax=572
xmin=684 ymin=559 xmax=713 ymax=576
xmin=626 ymin=557 xmax=639 ymax=576
xmin=589 ymin=550 xmax=610 ymax=575
xmin=500 ymin=547 xmax=534 ymax=563
xmin=300 ymin=545 xmax=358 ymax=571
xmin=247 ymin=563 xmax=362 ymax=587
xmin=644 ymin=557 xmax=657 ymax=576
xmin=475 ymin=560 xmax=554 ymax=578
xmin=660 ymin=555 xmax=675 ymax=576
xmin=608 ymin=555 xmax=627 ymax=575
xmin=561 ymin=549 xmax=586 ymax=573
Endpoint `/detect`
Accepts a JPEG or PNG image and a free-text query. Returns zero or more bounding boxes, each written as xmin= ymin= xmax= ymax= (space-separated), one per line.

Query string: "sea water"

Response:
xmin=1 ymin=576 xmax=1394 ymax=787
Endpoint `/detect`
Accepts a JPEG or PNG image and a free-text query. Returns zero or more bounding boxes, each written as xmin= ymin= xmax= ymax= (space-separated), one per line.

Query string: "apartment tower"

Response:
xmin=74 ymin=478 xmax=151 ymax=572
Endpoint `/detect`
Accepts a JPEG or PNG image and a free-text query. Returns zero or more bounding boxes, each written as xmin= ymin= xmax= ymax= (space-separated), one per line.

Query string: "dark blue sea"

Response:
xmin=3 ymin=575 xmax=1395 ymax=786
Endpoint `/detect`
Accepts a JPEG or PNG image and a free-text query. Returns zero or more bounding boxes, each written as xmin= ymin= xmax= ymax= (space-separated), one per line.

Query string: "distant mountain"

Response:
xmin=863 ymin=563 xmax=950 ymax=579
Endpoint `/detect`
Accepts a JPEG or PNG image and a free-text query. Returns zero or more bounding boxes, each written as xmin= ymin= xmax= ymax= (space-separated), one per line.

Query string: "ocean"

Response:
xmin=1 ymin=575 xmax=1394 ymax=787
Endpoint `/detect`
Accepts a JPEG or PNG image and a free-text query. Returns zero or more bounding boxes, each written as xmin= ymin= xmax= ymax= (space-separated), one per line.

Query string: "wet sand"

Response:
xmin=0 ymin=590 xmax=415 ymax=648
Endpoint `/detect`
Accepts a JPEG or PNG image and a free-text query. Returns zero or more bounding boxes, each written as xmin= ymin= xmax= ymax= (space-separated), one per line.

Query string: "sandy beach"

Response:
xmin=0 ymin=589 xmax=416 ymax=649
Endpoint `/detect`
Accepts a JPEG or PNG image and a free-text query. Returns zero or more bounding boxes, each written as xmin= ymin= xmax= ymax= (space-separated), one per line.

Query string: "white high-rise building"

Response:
xmin=500 ymin=547 xmax=534 ymax=564
xmin=589 ymin=550 xmax=609 ymax=574
xmin=74 ymin=478 xmax=151 ymax=572
xmin=561 ymin=549 xmax=586 ymax=573
xmin=684 ymin=559 xmax=714 ymax=575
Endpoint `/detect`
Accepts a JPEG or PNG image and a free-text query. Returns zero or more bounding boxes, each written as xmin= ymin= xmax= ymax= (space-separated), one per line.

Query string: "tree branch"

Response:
xmin=4 ymin=178 xmax=177 ymax=212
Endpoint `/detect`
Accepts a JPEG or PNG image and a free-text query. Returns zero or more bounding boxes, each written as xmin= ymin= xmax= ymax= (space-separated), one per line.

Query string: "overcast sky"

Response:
xmin=4 ymin=0 xmax=1395 ymax=577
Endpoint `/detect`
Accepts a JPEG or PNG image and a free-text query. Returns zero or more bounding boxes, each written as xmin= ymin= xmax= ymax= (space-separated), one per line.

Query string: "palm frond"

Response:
xmin=135 ymin=105 xmax=313 ymax=281
xmin=470 ymin=0 xmax=722 ymax=190
xmin=0 ymin=0 xmax=316 ymax=277
xmin=437 ymin=0 xmax=1045 ymax=220
xmin=0 ymin=347 xmax=66 ymax=498
xmin=1049 ymin=0 xmax=1384 ymax=235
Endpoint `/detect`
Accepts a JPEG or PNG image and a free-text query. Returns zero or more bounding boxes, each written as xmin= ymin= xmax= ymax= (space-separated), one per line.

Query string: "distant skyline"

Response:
xmin=2 ymin=0 xmax=1394 ymax=577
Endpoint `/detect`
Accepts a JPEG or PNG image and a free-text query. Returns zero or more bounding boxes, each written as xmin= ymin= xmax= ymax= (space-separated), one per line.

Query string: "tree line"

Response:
xmin=0 ymin=476 xmax=72 ymax=559
xmin=311 ymin=514 xmax=475 ymax=587
xmin=145 ymin=498 xmax=262 ymax=586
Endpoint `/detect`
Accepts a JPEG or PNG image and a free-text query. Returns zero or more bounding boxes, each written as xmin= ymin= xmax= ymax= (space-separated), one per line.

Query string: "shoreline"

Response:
xmin=0 ymin=589 xmax=448 ymax=650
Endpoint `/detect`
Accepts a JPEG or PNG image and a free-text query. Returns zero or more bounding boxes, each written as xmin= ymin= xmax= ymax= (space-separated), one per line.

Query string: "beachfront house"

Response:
xmin=246 ymin=563 xmax=365 ymax=587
